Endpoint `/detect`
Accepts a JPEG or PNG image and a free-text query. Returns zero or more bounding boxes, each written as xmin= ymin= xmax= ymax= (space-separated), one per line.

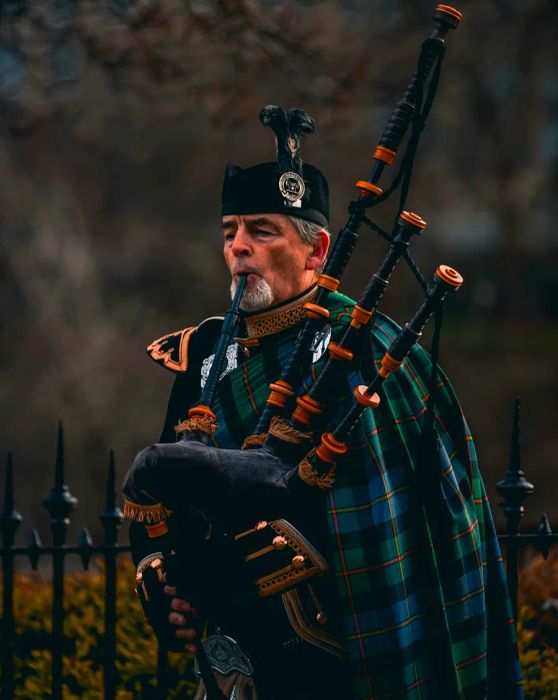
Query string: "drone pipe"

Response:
xmin=178 ymin=274 xmax=247 ymax=442
xmin=330 ymin=264 xmax=463 ymax=448
xmin=253 ymin=5 xmax=462 ymax=436
xmin=374 ymin=4 xmax=462 ymax=166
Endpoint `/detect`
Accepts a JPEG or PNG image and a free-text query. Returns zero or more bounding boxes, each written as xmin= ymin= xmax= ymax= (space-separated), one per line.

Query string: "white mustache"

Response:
xmin=232 ymin=267 xmax=259 ymax=276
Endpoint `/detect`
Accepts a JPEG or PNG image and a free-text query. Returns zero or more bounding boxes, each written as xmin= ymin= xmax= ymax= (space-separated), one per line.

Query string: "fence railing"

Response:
xmin=496 ymin=398 xmax=558 ymax=621
xmin=1 ymin=400 xmax=557 ymax=698
xmin=0 ymin=422 xmax=140 ymax=700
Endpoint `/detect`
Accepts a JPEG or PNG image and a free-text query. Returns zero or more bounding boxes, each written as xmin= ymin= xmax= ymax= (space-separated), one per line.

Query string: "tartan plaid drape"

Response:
xmin=193 ymin=291 xmax=523 ymax=699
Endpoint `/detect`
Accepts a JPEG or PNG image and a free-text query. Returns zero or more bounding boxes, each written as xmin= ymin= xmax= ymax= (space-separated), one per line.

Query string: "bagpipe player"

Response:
xmin=123 ymin=103 xmax=524 ymax=700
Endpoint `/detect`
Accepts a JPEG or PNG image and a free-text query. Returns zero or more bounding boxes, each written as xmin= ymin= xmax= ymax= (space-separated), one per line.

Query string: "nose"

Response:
xmin=230 ymin=226 xmax=252 ymax=257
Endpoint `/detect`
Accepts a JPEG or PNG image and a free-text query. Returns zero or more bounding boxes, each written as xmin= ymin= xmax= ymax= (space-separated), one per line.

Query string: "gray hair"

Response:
xmin=289 ymin=216 xmax=330 ymax=273
xmin=289 ymin=216 xmax=329 ymax=246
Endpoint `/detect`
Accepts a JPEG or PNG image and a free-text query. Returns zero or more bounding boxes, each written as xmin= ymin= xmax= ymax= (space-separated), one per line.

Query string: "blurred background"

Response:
xmin=0 ymin=0 xmax=556 ymax=546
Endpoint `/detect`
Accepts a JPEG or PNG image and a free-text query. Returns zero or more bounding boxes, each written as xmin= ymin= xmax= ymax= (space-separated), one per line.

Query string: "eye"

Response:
xmin=224 ymin=231 xmax=235 ymax=242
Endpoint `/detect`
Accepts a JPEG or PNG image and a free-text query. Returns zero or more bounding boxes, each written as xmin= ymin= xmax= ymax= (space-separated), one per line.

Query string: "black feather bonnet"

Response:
xmin=221 ymin=105 xmax=329 ymax=228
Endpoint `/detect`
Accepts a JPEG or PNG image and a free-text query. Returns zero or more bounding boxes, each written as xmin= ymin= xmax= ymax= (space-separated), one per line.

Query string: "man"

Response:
xmin=126 ymin=106 xmax=523 ymax=700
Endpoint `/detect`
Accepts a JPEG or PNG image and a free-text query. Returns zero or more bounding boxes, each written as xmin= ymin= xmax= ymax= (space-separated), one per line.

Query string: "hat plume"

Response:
xmin=259 ymin=105 xmax=316 ymax=174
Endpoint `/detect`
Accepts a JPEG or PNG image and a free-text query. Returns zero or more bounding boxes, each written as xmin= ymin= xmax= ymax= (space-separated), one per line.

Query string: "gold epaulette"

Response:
xmin=146 ymin=316 xmax=224 ymax=374
xmin=146 ymin=326 xmax=196 ymax=373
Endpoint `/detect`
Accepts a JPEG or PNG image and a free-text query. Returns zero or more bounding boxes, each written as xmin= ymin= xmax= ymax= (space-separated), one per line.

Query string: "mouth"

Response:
xmin=234 ymin=271 xmax=260 ymax=282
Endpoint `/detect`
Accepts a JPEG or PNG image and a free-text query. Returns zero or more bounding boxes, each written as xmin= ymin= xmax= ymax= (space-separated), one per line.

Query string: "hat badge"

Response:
xmin=259 ymin=105 xmax=315 ymax=209
xmin=279 ymin=171 xmax=305 ymax=208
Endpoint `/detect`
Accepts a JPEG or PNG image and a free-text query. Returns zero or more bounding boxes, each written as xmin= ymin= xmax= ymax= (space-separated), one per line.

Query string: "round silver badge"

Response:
xmin=279 ymin=171 xmax=305 ymax=204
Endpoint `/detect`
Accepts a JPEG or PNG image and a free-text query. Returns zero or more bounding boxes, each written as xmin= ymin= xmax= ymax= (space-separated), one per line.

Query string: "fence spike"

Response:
xmin=105 ymin=449 xmax=116 ymax=511
xmin=509 ymin=397 xmax=521 ymax=475
xmin=3 ymin=452 xmax=14 ymax=513
xmin=43 ymin=422 xmax=77 ymax=547
xmin=0 ymin=453 xmax=23 ymax=547
xmin=537 ymin=513 xmax=553 ymax=560
xmin=28 ymin=528 xmax=43 ymax=570
xmin=79 ymin=528 xmax=94 ymax=570
xmin=55 ymin=420 xmax=64 ymax=489
xmin=100 ymin=450 xmax=123 ymax=546
xmin=497 ymin=397 xmax=534 ymax=536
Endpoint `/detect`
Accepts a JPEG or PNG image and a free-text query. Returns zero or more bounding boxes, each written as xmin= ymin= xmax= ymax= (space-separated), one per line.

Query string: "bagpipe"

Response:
xmin=124 ymin=5 xmax=465 ymax=698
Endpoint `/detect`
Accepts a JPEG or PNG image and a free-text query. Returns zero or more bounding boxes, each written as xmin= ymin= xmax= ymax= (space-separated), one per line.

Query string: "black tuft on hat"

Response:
xmin=221 ymin=106 xmax=329 ymax=227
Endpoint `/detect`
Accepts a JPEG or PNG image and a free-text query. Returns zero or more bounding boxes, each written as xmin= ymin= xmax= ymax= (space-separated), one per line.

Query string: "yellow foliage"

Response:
xmin=517 ymin=555 xmax=558 ymax=700
xmin=1 ymin=558 xmax=196 ymax=699
xmin=4 ymin=554 xmax=558 ymax=698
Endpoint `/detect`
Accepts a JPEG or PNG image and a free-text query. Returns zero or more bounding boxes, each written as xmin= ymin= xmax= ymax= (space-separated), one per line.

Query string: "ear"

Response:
xmin=305 ymin=229 xmax=330 ymax=271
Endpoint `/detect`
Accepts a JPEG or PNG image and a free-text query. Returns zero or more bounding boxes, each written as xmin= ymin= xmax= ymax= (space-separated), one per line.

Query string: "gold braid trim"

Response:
xmin=298 ymin=449 xmax=336 ymax=490
xmin=242 ymin=433 xmax=267 ymax=449
xmin=243 ymin=287 xmax=317 ymax=339
xmin=123 ymin=499 xmax=171 ymax=523
xmin=268 ymin=416 xmax=312 ymax=445
xmin=174 ymin=414 xmax=218 ymax=436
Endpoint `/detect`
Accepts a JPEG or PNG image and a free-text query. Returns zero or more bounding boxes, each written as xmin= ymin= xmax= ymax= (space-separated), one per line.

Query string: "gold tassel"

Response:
xmin=268 ymin=416 xmax=312 ymax=445
xmin=242 ymin=433 xmax=267 ymax=449
xmin=123 ymin=499 xmax=171 ymax=523
xmin=298 ymin=450 xmax=336 ymax=490
xmin=174 ymin=414 xmax=218 ymax=437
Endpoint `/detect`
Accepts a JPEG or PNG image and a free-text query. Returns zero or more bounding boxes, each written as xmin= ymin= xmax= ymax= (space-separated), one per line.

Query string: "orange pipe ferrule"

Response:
xmin=291 ymin=406 xmax=310 ymax=425
xmin=355 ymin=180 xmax=383 ymax=197
xmin=380 ymin=353 xmax=403 ymax=377
xmin=293 ymin=395 xmax=323 ymax=425
xmin=436 ymin=4 xmax=463 ymax=22
xmin=400 ymin=211 xmax=427 ymax=230
xmin=188 ymin=404 xmax=216 ymax=420
xmin=267 ymin=380 xmax=295 ymax=409
xmin=328 ymin=342 xmax=354 ymax=362
xmin=354 ymin=386 xmax=381 ymax=409
xmin=146 ymin=521 xmax=168 ymax=538
xmin=292 ymin=395 xmax=323 ymax=426
xmin=304 ymin=302 xmax=330 ymax=320
xmin=373 ymin=146 xmax=396 ymax=165
xmin=316 ymin=432 xmax=347 ymax=464
xmin=267 ymin=394 xmax=287 ymax=409
xmin=317 ymin=274 xmax=340 ymax=292
xmin=436 ymin=264 xmax=463 ymax=288
xmin=350 ymin=305 xmax=373 ymax=329
xmin=270 ymin=380 xmax=295 ymax=397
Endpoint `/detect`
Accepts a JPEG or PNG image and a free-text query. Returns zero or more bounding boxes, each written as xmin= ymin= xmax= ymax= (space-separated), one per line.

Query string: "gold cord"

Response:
xmin=242 ymin=433 xmax=267 ymax=449
xmin=298 ymin=450 xmax=336 ymax=490
xmin=123 ymin=499 xmax=171 ymax=523
xmin=268 ymin=416 xmax=312 ymax=445
xmin=174 ymin=414 xmax=218 ymax=437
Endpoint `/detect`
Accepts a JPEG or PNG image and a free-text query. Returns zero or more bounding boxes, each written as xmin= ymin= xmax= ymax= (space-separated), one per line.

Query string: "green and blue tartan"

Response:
xmin=209 ymin=291 xmax=523 ymax=700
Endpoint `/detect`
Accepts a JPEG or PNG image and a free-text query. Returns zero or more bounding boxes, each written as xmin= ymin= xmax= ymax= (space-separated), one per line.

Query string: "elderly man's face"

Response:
xmin=222 ymin=213 xmax=327 ymax=312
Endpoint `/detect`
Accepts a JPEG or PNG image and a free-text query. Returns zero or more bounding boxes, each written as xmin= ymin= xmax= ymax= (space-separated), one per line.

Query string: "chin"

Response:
xmin=231 ymin=277 xmax=275 ymax=312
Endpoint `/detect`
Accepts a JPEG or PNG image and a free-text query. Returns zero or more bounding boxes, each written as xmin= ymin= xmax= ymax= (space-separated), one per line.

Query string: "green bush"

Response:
xmin=3 ymin=555 xmax=558 ymax=698
xmin=1 ymin=558 xmax=196 ymax=699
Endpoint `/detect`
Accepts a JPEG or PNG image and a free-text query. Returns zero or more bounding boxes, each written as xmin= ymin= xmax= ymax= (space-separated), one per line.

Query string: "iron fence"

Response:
xmin=1 ymin=400 xmax=557 ymax=698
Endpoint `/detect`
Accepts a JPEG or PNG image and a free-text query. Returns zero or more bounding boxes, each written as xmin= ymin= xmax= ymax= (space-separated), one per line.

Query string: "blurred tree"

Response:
xmin=0 ymin=0 xmax=556 ymax=538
